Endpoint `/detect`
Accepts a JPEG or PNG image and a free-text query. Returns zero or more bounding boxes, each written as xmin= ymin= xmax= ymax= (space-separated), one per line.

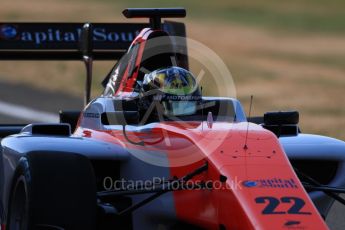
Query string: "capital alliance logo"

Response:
xmin=242 ymin=178 xmax=298 ymax=189
xmin=0 ymin=25 xmax=18 ymax=40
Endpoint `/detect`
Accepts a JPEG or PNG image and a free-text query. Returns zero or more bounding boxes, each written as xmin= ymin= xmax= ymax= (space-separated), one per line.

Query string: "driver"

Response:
xmin=139 ymin=66 xmax=202 ymax=120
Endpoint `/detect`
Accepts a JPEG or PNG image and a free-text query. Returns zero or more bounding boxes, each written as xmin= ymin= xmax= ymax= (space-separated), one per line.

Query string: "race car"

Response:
xmin=1 ymin=8 xmax=345 ymax=230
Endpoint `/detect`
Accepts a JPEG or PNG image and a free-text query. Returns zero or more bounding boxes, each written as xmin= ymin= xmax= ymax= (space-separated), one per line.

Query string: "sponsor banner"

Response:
xmin=0 ymin=22 xmax=186 ymax=50
xmin=0 ymin=23 xmax=145 ymax=50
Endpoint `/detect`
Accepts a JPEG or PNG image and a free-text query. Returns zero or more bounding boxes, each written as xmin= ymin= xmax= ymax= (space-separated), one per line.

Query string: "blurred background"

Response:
xmin=0 ymin=0 xmax=344 ymax=228
xmin=0 ymin=0 xmax=344 ymax=139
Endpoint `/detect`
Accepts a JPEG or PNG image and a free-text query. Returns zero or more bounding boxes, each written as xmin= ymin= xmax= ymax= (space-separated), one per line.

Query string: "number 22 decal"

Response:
xmin=255 ymin=196 xmax=312 ymax=215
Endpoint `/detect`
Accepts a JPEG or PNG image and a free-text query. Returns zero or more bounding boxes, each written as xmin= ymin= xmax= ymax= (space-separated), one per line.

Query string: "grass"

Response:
xmin=94 ymin=0 xmax=345 ymax=34
xmin=0 ymin=0 xmax=344 ymax=140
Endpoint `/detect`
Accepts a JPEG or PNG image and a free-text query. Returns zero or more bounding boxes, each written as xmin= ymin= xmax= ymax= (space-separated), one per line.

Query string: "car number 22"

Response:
xmin=255 ymin=196 xmax=312 ymax=215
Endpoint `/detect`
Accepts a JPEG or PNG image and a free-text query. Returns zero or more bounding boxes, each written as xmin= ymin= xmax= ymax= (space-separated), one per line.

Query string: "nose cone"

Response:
xmin=170 ymin=122 xmax=328 ymax=229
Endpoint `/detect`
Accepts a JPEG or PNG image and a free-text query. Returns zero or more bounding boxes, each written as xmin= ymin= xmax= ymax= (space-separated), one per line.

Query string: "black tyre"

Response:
xmin=7 ymin=152 xmax=97 ymax=230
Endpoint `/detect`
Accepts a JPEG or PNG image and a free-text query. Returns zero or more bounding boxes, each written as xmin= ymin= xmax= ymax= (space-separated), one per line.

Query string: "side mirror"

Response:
xmin=264 ymin=111 xmax=299 ymax=125
xmin=263 ymin=111 xmax=299 ymax=137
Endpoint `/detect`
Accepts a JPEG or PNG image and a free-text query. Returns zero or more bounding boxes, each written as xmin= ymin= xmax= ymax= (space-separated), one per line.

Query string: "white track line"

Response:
xmin=0 ymin=100 xmax=59 ymax=123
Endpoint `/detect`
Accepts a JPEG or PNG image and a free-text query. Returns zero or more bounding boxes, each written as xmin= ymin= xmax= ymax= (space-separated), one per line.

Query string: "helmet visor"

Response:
xmin=143 ymin=68 xmax=198 ymax=95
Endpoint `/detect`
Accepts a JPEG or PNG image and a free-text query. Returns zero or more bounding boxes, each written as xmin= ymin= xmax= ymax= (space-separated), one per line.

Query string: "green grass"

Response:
xmin=90 ymin=0 xmax=345 ymax=34
xmin=251 ymin=51 xmax=345 ymax=70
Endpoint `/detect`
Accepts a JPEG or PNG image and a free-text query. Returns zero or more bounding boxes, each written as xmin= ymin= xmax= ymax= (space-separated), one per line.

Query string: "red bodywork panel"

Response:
xmin=75 ymin=122 xmax=328 ymax=230
xmin=115 ymin=28 xmax=150 ymax=95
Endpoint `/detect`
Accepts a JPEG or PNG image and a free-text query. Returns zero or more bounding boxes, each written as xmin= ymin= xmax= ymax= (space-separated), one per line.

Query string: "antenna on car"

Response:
xmin=122 ymin=8 xmax=186 ymax=30
xmin=244 ymin=95 xmax=254 ymax=150
xmin=80 ymin=23 xmax=93 ymax=106
xmin=201 ymin=86 xmax=204 ymax=131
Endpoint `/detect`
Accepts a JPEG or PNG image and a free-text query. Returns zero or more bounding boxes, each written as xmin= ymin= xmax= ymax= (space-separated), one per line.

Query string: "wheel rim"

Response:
xmin=8 ymin=176 xmax=29 ymax=230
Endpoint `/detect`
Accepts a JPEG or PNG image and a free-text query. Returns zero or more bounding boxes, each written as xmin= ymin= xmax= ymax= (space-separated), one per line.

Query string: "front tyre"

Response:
xmin=8 ymin=175 xmax=29 ymax=230
xmin=7 ymin=152 xmax=97 ymax=230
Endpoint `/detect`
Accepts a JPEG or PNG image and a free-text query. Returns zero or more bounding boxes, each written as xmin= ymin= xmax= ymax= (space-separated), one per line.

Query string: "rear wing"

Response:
xmin=0 ymin=8 xmax=188 ymax=105
xmin=0 ymin=8 xmax=188 ymax=135
xmin=0 ymin=21 xmax=186 ymax=60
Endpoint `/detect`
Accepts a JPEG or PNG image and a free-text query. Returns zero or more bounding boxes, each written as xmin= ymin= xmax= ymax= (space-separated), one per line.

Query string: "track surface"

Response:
xmin=0 ymin=80 xmax=343 ymax=229
xmin=0 ymin=80 xmax=83 ymax=123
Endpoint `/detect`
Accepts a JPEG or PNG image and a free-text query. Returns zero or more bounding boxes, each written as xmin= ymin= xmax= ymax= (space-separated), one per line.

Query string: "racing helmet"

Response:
xmin=141 ymin=66 xmax=201 ymax=117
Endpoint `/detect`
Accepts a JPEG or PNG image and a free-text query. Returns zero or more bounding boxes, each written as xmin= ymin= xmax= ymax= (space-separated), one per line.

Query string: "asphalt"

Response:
xmin=327 ymin=196 xmax=345 ymax=230
xmin=0 ymin=80 xmax=343 ymax=229
xmin=0 ymin=79 xmax=83 ymax=123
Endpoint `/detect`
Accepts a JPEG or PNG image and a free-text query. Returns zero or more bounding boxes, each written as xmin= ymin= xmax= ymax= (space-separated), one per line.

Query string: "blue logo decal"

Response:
xmin=242 ymin=180 xmax=257 ymax=188
xmin=242 ymin=178 xmax=298 ymax=189
xmin=284 ymin=220 xmax=301 ymax=226
xmin=0 ymin=25 xmax=18 ymax=39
